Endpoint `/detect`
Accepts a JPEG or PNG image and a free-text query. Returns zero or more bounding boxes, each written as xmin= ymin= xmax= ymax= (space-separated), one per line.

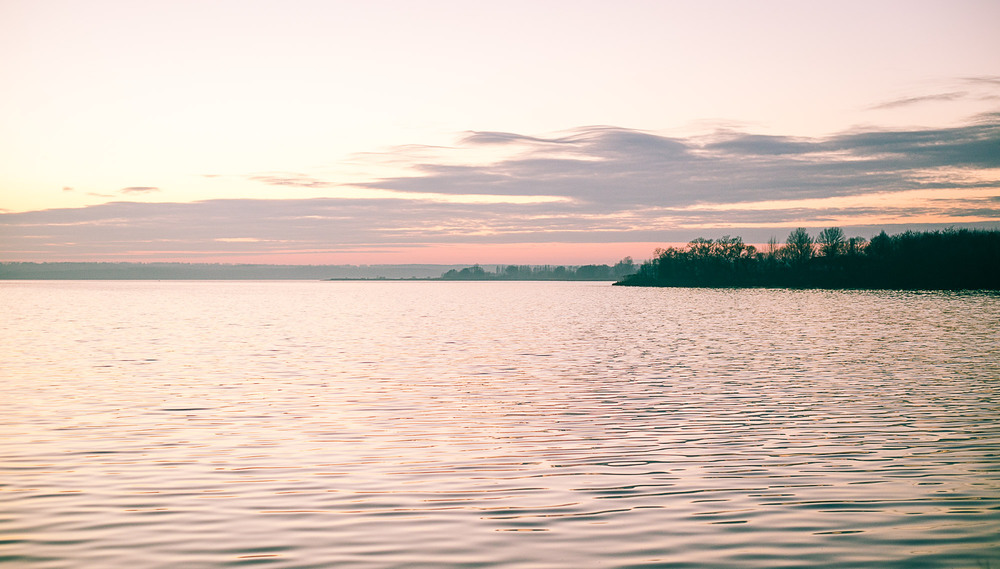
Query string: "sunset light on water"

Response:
xmin=2 ymin=282 xmax=999 ymax=568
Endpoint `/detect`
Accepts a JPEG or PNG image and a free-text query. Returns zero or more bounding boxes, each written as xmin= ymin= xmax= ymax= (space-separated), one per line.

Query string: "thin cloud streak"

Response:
xmin=249 ymin=174 xmax=331 ymax=189
xmin=965 ymin=76 xmax=1000 ymax=86
xmin=869 ymin=92 xmax=969 ymax=110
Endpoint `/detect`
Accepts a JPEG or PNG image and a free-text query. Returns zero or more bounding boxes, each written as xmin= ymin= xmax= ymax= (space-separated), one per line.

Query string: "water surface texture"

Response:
xmin=2 ymin=281 xmax=999 ymax=568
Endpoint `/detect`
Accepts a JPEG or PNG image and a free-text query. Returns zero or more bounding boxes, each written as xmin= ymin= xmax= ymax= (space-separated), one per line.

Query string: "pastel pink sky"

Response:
xmin=2 ymin=0 xmax=999 ymax=264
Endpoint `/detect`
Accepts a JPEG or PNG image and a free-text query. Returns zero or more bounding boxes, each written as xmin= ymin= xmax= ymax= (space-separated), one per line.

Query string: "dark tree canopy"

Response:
xmin=616 ymin=228 xmax=1000 ymax=290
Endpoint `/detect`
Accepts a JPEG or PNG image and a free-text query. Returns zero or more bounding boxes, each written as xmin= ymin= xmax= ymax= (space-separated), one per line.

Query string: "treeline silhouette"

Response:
xmin=442 ymin=259 xmax=638 ymax=281
xmin=614 ymin=228 xmax=1000 ymax=290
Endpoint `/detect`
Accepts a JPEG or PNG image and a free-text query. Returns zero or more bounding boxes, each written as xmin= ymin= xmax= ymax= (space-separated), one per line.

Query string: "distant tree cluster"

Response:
xmin=442 ymin=258 xmax=638 ymax=281
xmin=614 ymin=228 xmax=1000 ymax=290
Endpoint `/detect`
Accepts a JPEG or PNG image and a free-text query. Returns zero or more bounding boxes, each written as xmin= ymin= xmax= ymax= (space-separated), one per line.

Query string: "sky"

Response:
xmin=2 ymin=0 xmax=999 ymax=265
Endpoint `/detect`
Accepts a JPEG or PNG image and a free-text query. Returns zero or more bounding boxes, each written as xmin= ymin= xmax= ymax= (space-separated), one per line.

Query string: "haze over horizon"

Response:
xmin=2 ymin=0 xmax=999 ymax=265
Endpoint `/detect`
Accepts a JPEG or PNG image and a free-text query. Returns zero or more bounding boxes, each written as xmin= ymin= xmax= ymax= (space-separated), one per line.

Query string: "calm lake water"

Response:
xmin=1 ymin=281 xmax=998 ymax=569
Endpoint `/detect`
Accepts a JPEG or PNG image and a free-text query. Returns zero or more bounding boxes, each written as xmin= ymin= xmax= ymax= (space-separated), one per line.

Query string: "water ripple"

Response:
xmin=1 ymin=281 xmax=998 ymax=568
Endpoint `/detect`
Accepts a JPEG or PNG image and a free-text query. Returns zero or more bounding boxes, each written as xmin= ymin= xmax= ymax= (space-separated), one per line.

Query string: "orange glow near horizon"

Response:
xmin=25 ymin=242 xmax=678 ymax=266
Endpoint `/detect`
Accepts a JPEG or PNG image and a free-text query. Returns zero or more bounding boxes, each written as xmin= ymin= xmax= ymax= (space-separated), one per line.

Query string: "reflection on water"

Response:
xmin=1 ymin=281 xmax=998 ymax=568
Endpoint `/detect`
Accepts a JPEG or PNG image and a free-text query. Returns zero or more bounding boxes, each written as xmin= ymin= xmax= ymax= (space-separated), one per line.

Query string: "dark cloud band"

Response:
xmin=3 ymin=116 xmax=999 ymax=261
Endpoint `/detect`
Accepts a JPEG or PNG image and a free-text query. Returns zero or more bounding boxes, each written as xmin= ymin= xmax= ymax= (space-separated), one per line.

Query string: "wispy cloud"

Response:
xmin=869 ymin=77 xmax=1000 ymax=110
xmin=460 ymin=131 xmax=576 ymax=146
xmin=869 ymin=92 xmax=969 ymax=110
xmin=120 ymin=186 xmax=160 ymax=194
xmin=965 ymin=76 xmax=1000 ymax=86
xmin=249 ymin=174 xmax=331 ymax=189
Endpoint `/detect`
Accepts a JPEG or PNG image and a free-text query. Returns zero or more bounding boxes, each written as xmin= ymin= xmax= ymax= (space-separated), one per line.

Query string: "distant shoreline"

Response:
xmin=0 ymin=262 xmax=626 ymax=281
xmin=0 ymin=262 xmax=473 ymax=281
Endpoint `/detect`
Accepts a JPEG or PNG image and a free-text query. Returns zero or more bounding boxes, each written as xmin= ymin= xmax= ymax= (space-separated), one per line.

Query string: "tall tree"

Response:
xmin=784 ymin=227 xmax=815 ymax=265
xmin=766 ymin=236 xmax=779 ymax=259
xmin=818 ymin=227 xmax=847 ymax=257
xmin=846 ymin=236 xmax=867 ymax=256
